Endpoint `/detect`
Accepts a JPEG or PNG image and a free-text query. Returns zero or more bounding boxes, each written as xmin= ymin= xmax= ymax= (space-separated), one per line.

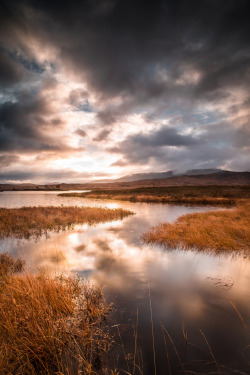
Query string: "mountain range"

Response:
xmin=1 ymin=169 xmax=250 ymax=191
xmin=96 ymin=168 xmax=229 ymax=183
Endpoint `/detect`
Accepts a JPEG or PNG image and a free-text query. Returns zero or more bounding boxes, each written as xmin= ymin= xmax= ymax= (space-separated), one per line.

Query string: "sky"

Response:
xmin=0 ymin=0 xmax=249 ymax=183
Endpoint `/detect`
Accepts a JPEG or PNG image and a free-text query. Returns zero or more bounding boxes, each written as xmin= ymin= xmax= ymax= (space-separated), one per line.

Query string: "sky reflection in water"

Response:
xmin=1 ymin=191 xmax=250 ymax=374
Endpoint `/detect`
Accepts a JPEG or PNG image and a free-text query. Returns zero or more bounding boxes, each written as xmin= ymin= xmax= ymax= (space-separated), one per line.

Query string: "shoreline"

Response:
xmin=58 ymin=185 xmax=250 ymax=207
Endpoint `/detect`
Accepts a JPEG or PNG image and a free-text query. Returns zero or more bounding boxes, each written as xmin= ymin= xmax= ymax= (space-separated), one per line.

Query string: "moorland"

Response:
xmin=0 ymin=206 xmax=132 ymax=239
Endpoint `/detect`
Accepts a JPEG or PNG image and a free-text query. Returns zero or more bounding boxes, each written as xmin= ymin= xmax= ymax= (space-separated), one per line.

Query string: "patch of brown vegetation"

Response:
xmin=0 ymin=252 xmax=25 ymax=278
xmin=76 ymin=194 xmax=236 ymax=205
xmin=60 ymin=185 xmax=250 ymax=206
xmin=0 ymin=253 xmax=112 ymax=375
xmin=0 ymin=206 xmax=133 ymax=239
xmin=143 ymin=202 xmax=250 ymax=251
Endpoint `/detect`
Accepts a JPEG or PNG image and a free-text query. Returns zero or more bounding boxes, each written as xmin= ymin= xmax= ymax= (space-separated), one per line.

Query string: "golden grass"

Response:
xmin=60 ymin=193 xmax=236 ymax=205
xmin=0 ymin=252 xmax=24 ymax=278
xmin=143 ymin=201 xmax=250 ymax=251
xmin=0 ymin=206 xmax=133 ymax=239
xmin=0 ymin=253 xmax=112 ymax=375
xmin=60 ymin=185 xmax=250 ymax=206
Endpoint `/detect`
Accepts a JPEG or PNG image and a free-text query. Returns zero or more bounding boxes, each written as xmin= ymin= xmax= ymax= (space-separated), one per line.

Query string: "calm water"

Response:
xmin=1 ymin=191 xmax=250 ymax=374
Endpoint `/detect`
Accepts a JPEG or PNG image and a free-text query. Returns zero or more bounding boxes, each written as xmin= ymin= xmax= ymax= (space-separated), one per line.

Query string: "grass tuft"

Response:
xmin=0 ymin=252 xmax=25 ymax=278
xmin=0 ymin=253 xmax=112 ymax=375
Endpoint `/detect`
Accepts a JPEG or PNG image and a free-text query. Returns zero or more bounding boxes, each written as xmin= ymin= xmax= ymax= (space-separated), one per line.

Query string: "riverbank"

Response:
xmin=0 ymin=253 xmax=112 ymax=375
xmin=143 ymin=201 xmax=250 ymax=251
xmin=0 ymin=206 xmax=133 ymax=239
xmin=59 ymin=185 xmax=250 ymax=206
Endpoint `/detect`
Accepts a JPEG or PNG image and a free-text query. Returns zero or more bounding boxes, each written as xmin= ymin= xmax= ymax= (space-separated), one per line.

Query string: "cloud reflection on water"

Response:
xmin=1 ymin=192 xmax=250 ymax=373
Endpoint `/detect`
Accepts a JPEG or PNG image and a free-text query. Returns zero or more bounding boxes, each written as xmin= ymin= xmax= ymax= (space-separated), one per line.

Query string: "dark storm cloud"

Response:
xmin=109 ymin=125 xmax=199 ymax=164
xmin=1 ymin=0 xmax=249 ymax=103
xmin=29 ymin=0 xmax=250 ymax=104
xmin=0 ymin=49 xmax=25 ymax=87
xmin=0 ymin=0 xmax=249 ymax=174
xmin=0 ymin=92 xmax=80 ymax=153
xmin=97 ymin=109 xmax=117 ymax=125
xmin=109 ymin=121 xmax=250 ymax=169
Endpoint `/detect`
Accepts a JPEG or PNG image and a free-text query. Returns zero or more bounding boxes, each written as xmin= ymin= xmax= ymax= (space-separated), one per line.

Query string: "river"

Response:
xmin=0 ymin=191 xmax=249 ymax=374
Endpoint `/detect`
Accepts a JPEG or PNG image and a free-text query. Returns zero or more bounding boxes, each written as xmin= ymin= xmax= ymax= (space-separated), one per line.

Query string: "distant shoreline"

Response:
xmin=58 ymin=185 xmax=250 ymax=207
xmin=1 ymin=171 xmax=250 ymax=192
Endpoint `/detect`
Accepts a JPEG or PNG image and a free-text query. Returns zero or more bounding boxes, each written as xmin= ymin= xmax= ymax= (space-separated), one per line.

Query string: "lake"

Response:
xmin=1 ymin=191 xmax=249 ymax=374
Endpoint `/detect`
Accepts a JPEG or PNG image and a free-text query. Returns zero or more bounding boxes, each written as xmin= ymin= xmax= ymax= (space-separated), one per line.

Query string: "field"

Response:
xmin=0 ymin=253 xmax=112 ymax=375
xmin=0 ymin=206 xmax=133 ymax=239
xmin=143 ymin=201 xmax=250 ymax=251
xmin=59 ymin=185 xmax=250 ymax=206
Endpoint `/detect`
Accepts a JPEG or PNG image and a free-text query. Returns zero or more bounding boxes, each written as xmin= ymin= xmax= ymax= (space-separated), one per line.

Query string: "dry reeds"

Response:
xmin=60 ymin=185 xmax=250 ymax=206
xmin=0 ymin=252 xmax=25 ymax=278
xmin=0 ymin=253 xmax=112 ymax=375
xmin=0 ymin=206 xmax=133 ymax=239
xmin=143 ymin=201 xmax=250 ymax=251
xmin=61 ymin=194 xmax=236 ymax=205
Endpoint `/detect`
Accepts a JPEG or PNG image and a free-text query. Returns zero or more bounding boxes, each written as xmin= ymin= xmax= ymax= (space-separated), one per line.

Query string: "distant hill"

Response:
xmin=118 ymin=171 xmax=250 ymax=187
xmin=96 ymin=169 xmax=230 ymax=184
xmin=88 ymin=171 xmax=249 ymax=189
xmin=1 ymin=171 xmax=249 ymax=191
xmin=183 ymin=168 xmax=227 ymax=176
xmin=115 ymin=171 xmax=174 ymax=182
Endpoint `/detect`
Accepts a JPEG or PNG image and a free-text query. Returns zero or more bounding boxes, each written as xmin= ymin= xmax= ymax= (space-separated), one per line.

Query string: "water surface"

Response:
xmin=1 ymin=191 xmax=249 ymax=374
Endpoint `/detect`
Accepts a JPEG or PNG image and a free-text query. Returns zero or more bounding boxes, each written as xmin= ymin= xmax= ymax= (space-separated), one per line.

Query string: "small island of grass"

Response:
xmin=0 ymin=206 xmax=133 ymax=239
xmin=143 ymin=201 xmax=250 ymax=251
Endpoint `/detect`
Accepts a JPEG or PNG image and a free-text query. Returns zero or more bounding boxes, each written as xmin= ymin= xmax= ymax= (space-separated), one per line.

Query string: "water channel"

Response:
xmin=1 ymin=191 xmax=249 ymax=374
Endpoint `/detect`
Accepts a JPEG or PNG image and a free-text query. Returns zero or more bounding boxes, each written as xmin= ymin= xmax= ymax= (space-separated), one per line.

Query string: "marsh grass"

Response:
xmin=143 ymin=201 xmax=250 ymax=251
xmin=0 ymin=252 xmax=25 ymax=277
xmin=0 ymin=206 xmax=133 ymax=239
xmin=59 ymin=185 xmax=250 ymax=206
xmin=0 ymin=253 xmax=112 ymax=375
xmin=1 ymin=254 xmax=249 ymax=374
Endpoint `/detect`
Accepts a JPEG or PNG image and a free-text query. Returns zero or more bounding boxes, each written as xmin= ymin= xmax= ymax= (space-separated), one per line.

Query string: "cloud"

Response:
xmin=0 ymin=0 xmax=249 ymax=180
xmin=75 ymin=128 xmax=87 ymax=138
xmin=108 ymin=121 xmax=250 ymax=171
xmin=0 ymin=90 xmax=84 ymax=154
xmin=0 ymin=154 xmax=19 ymax=168
xmin=0 ymin=168 xmax=111 ymax=184
xmin=0 ymin=95 xmax=62 ymax=153
xmin=1 ymin=1 xmax=249 ymax=105
xmin=26 ymin=0 xmax=249 ymax=104
xmin=108 ymin=125 xmax=199 ymax=164
xmin=0 ymin=49 xmax=25 ymax=87
xmin=93 ymin=129 xmax=111 ymax=142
